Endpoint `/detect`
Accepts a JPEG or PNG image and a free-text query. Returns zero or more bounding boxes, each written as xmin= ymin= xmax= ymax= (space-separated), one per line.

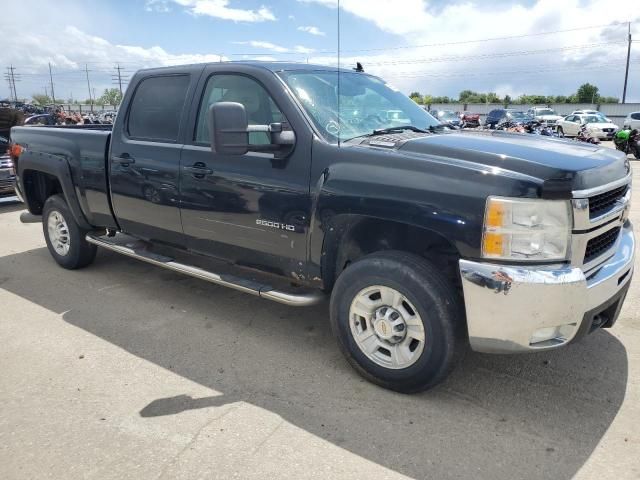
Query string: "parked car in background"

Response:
xmin=430 ymin=109 xmax=462 ymax=128
xmin=0 ymin=136 xmax=15 ymax=196
xmin=460 ymin=111 xmax=480 ymax=128
xmin=484 ymin=109 xmax=531 ymax=129
xmin=556 ymin=114 xmax=618 ymax=139
xmin=572 ymin=110 xmax=612 ymax=122
xmin=623 ymin=111 xmax=640 ymax=130
xmin=24 ymin=114 xmax=58 ymax=126
xmin=526 ymin=106 xmax=562 ymax=126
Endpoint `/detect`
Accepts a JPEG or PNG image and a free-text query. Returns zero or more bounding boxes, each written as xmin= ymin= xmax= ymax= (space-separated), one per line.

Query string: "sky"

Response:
xmin=1 ymin=0 xmax=639 ymax=103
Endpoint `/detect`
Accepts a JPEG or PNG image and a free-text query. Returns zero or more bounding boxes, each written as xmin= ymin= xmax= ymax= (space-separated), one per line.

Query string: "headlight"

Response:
xmin=482 ymin=197 xmax=571 ymax=261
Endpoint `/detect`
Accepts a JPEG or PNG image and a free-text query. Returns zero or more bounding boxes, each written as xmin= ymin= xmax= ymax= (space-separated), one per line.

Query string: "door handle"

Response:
xmin=184 ymin=164 xmax=213 ymax=176
xmin=113 ymin=153 xmax=135 ymax=165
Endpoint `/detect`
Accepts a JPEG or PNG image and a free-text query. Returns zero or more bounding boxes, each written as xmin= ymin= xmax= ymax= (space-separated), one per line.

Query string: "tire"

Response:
xmin=557 ymin=126 xmax=564 ymax=136
xmin=42 ymin=194 xmax=97 ymax=269
xmin=330 ymin=250 xmax=465 ymax=393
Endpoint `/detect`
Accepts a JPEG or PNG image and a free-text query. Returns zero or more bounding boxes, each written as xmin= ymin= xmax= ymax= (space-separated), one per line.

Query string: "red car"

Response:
xmin=460 ymin=111 xmax=480 ymax=128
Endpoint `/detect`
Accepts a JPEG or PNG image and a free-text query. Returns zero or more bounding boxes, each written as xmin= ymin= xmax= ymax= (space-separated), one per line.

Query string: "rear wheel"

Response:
xmin=330 ymin=251 xmax=464 ymax=393
xmin=42 ymin=195 xmax=97 ymax=269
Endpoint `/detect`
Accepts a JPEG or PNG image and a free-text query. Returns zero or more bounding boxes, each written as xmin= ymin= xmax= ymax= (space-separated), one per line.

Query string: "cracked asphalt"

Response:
xmin=1 ymin=151 xmax=639 ymax=480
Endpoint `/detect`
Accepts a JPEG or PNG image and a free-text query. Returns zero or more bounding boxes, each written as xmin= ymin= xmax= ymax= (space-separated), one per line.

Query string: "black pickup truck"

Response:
xmin=9 ymin=62 xmax=635 ymax=392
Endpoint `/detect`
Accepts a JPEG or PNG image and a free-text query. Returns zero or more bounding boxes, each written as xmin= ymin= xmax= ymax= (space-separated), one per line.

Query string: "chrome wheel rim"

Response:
xmin=349 ymin=285 xmax=426 ymax=369
xmin=47 ymin=210 xmax=70 ymax=256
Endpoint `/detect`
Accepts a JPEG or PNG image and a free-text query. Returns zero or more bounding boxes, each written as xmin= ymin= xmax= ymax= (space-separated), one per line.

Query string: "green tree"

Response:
xmin=599 ymin=96 xmax=619 ymax=103
xmin=32 ymin=93 xmax=52 ymax=105
xmin=503 ymin=95 xmax=512 ymax=105
xmin=98 ymin=88 xmax=123 ymax=106
xmin=409 ymin=91 xmax=423 ymax=104
xmin=575 ymin=83 xmax=599 ymax=103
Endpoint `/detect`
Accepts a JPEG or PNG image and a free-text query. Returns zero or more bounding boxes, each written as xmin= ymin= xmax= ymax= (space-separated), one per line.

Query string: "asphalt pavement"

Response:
xmin=0 ymin=149 xmax=639 ymax=480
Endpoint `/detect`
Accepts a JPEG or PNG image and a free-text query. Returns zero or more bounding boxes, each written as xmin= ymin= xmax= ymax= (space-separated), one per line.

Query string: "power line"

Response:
xmin=4 ymin=65 xmax=20 ymax=102
xmin=383 ymin=59 xmax=635 ymax=79
xmin=363 ymin=41 xmax=627 ymax=66
xmin=336 ymin=21 xmax=634 ymax=54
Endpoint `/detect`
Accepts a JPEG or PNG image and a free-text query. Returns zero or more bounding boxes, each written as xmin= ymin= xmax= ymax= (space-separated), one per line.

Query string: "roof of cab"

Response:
xmin=136 ymin=61 xmax=360 ymax=75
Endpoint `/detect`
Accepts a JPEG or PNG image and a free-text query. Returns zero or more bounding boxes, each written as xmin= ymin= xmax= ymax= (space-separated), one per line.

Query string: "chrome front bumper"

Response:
xmin=459 ymin=222 xmax=634 ymax=353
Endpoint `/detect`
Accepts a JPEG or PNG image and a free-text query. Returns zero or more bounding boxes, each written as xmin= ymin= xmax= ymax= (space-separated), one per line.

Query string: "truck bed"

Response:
xmin=11 ymin=125 xmax=116 ymax=229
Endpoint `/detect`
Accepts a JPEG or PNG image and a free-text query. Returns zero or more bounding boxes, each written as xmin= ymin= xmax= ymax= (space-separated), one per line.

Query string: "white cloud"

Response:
xmin=298 ymin=0 xmax=432 ymax=35
xmin=297 ymin=25 xmax=326 ymax=36
xmin=234 ymin=40 xmax=314 ymax=54
xmin=173 ymin=0 xmax=276 ymax=22
xmin=145 ymin=0 xmax=172 ymax=12
xmin=301 ymin=0 xmax=640 ymax=100
xmin=0 ymin=23 xmax=228 ymax=101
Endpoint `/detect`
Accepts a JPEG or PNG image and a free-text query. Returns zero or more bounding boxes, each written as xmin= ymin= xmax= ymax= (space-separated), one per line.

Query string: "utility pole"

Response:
xmin=114 ymin=63 xmax=124 ymax=96
xmin=4 ymin=68 xmax=14 ymax=101
xmin=111 ymin=64 xmax=129 ymax=106
xmin=48 ymin=62 xmax=56 ymax=104
xmin=623 ymin=22 xmax=632 ymax=104
xmin=85 ymin=64 xmax=93 ymax=113
xmin=4 ymin=65 xmax=19 ymax=102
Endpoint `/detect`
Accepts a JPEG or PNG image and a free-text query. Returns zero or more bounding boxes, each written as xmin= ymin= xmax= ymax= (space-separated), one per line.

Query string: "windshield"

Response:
xmin=278 ymin=70 xmax=441 ymax=143
xmin=584 ymin=115 xmax=606 ymax=123
xmin=508 ymin=111 xmax=529 ymax=121
xmin=437 ymin=111 xmax=459 ymax=121
xmin=537 ymin=108 xmax=557 ymax=116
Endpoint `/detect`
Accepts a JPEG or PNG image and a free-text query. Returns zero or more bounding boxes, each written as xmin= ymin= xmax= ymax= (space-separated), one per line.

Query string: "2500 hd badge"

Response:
xmin=256 ymin=219 xmax=296 ymax=231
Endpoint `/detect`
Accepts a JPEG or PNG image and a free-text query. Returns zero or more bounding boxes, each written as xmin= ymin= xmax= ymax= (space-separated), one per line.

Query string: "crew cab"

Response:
xmin=9 ymin=62 xmax=635 ymax=392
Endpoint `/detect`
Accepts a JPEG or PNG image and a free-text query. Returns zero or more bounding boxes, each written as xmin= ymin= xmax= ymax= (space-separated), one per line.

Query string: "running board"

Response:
xmin=85 ymin=233 xmax=324 ymax=307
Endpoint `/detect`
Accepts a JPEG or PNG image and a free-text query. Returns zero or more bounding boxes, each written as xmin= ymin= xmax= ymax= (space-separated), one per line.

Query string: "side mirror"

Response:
xmin=208 ymin=102 xmax=249 ymax=156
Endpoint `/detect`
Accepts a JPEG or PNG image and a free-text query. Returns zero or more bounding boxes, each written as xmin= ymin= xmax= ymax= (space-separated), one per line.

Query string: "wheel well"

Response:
xmin=22 ymin=170 xmax=63 ymax=215
xmin=323 ymin=216 xmax=461 ymax=293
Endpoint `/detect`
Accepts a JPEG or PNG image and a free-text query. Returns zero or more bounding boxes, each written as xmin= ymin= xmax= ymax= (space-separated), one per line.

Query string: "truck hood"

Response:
xmin=359 ymin=131 xmax=629 ymax=192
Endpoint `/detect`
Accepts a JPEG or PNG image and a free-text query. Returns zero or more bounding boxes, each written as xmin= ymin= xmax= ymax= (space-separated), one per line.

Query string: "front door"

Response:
xmin=110 ymin=73 xmax=194 ymax=244
xmin=179 ymin=70 xmax=312 ymax=279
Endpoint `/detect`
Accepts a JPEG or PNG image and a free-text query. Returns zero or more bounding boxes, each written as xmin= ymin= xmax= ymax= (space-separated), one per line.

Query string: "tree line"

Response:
xmin=30 ymin=88 xmax=123 ymax=106
xmin=409 ymin=83 xmax=619 ymax=105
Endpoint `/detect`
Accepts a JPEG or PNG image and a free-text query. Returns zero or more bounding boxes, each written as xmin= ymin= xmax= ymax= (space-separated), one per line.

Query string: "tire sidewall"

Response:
xmin=330 ymin=254 xmax=457 ymax=390
xmin=42 ymin=195 xmax=86 ymax=269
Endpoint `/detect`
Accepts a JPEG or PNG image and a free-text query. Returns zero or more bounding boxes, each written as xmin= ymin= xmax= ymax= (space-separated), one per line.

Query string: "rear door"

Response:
xmin=109 ymin=69 xmax=200 ymax=244
xmin=179 ymin=65 xmax=313 ymax=279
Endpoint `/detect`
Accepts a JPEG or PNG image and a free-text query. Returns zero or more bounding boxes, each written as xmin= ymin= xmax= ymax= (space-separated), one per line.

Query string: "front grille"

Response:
xmin=584 ymin=227 xmax=620 ymax=264
xmin=589 ymin=185 xmax=628 ymax=218
xmin=602 ymin=128 xmax=615 ymax=133
xmin=0 ymin=156 xmax=12 ymax=169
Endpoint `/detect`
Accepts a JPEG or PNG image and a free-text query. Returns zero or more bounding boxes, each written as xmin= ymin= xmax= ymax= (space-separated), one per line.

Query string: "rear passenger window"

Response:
xmin=127 ymin=75 xmax=190 ymax=142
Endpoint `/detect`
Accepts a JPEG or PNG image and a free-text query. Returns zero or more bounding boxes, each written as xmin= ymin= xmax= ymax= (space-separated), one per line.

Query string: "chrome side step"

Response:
xmin=85 ymin=233 xmax=324 ymax=307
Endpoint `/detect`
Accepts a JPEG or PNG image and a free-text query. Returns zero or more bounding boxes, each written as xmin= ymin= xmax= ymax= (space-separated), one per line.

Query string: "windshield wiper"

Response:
xmin=371 ymin=125 xmax=428 ymax=135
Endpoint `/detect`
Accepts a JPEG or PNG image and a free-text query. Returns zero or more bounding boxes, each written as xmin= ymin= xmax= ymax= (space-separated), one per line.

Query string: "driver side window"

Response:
xmin=195 ymin=74 xmax=285 ymax=145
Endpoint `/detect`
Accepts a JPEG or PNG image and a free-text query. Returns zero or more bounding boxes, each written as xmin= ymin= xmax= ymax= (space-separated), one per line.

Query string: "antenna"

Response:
xmin=337 ymin=0 xmax=341 ymax=147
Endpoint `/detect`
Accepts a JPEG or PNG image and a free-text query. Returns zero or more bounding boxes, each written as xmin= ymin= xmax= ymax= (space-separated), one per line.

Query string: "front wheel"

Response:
xmin=330 ymin=251 xmax=464 ymax=393
xmin=42 ymin=194 xmax=97 ymax=269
